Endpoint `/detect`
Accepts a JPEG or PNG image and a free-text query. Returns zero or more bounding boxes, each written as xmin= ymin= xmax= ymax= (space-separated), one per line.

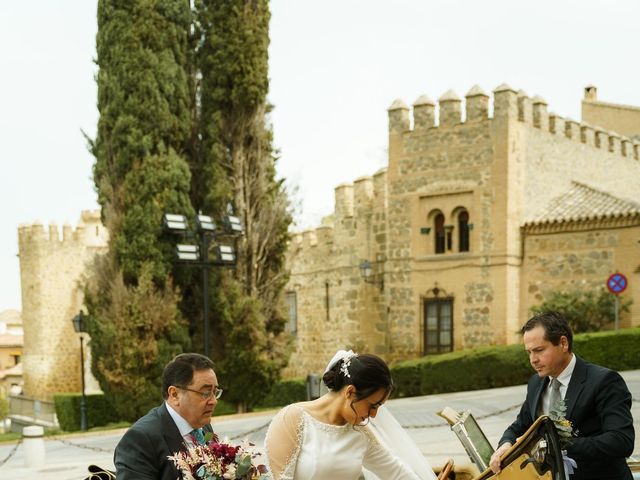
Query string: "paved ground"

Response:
xmin=1 ymin=370 xmax=638 ymax=479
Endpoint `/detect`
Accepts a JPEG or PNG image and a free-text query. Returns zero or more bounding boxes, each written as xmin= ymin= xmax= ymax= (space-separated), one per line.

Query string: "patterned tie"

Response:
xmin=548 ymin=377 xmax=562 ymax=414
xmin=191 ymin=427 xmax=206 ymax=445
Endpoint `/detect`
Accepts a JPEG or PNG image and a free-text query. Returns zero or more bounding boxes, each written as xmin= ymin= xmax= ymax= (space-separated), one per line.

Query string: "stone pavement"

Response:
xmin=1 ymin=370 xmax=638 ymax=479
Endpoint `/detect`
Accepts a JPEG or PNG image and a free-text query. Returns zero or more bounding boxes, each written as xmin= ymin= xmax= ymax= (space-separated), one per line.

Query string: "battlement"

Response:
xmin=388 ymin=84 xmax=640 ymax=161
xmin=292 ymin=168 xmax=389 ymax=258
xmin=18 ymin=209 xmax=108 ymax=248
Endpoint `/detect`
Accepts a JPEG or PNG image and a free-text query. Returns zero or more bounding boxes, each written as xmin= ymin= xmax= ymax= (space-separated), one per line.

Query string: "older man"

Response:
xmin=489 ymin=311 xmax=634 ymax=479
xmin=114 ymin=353 xmax=223 ymax=479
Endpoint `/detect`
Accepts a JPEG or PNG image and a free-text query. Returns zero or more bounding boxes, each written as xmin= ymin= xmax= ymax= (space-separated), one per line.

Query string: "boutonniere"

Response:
xmin=549 ymin=399 xmax=577 ymax=477
xmin=548 ymin=399 xmax=575 ymax=449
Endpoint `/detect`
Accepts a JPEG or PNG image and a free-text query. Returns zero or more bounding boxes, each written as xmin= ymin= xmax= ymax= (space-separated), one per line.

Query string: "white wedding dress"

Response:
xmin=265 ymin=404 xmax=436 ymax=480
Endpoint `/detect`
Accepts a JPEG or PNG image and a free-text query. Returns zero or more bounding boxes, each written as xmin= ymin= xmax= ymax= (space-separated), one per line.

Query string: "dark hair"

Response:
xmin=322 ymin=353 xmax=393 ymax=402
xmin=162 ymin=353 xmax=215 ymax=400
xmin=522 ymin=311 xmax=573 ymax=351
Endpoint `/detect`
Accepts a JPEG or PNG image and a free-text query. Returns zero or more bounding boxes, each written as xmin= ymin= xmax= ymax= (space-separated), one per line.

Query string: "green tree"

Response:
xmin=84 ymin=262 xmax=189 ymax=421
xmin=86 ymin=0 xmax=294 ymax=415
xmin=194 ymin=0 xmax=292 ymax=410
xmin=86 ymin=0 xmax=195 ymax=420
xmin=530 ymin=288 xmax=631 ymax=333
xmin=0 ymin=394 xmax=8 ymax=423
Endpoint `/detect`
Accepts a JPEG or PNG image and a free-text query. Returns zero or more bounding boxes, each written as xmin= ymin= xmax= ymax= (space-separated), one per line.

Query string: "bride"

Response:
xmin=265 ymin=350 xmax=437 ymax=480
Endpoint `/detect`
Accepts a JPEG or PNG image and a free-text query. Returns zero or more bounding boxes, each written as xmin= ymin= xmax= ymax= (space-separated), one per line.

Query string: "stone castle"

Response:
xmin=18 ymin=210 xmax=106 ymax=399
xmin=282 ymin=85 xmax=640 ymax=378
xmin=16 ymin=85 xmax=640 ymax=395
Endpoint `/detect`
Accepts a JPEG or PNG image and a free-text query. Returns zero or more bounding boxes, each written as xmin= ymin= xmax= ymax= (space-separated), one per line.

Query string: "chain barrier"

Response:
xmin=402 ymin=402 xmax=523 ymax=429
xmin=51 ymin=436 xmax=113 ymax=453
xmin=227 ymin=395 xmax=635 ymax=435
xmin=2 ymin=395 xmax=635 ymax=463
xmin=0 ymin=439 xmax=22 ymax=468
xmin=229 ymin=421 xmax=272 ymax=441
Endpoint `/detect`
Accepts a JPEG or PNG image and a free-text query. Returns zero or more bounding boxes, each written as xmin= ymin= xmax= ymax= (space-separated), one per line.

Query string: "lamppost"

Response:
xmin=359 ymin=258 xmax=384 ymax=291
xmin=163 ymin=212 xmax=243 ymax=358
xmin=71 ymin=310 xmax=88 ymax=431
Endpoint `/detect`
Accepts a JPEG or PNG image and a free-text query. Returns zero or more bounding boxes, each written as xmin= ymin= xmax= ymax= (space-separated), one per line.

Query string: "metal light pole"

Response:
xmin=164 ymin=213 xmax=242 ymax=359
xmin=201 ymin=232 xmax=211 ymax=357
xmin=72 ymin=310 xmax=88 ymax=431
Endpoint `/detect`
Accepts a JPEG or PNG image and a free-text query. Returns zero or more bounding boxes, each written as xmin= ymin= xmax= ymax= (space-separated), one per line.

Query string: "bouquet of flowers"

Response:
xmin=169 ymin=432 xmax=269 ymax=480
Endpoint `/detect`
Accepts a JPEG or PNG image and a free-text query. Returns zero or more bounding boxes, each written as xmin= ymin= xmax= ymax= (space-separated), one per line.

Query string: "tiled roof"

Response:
xmin=0 ymin=362 xmax=22 ymax=379
xmin=525 ymin=182 xmax=640 ymax=226
xmin=0 ymin=334 xmax=22 ymax=347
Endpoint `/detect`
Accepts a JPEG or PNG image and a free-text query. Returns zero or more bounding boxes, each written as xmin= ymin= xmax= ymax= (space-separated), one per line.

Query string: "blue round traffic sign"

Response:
xmin=607 ymin=273 xmax=627 ymax=295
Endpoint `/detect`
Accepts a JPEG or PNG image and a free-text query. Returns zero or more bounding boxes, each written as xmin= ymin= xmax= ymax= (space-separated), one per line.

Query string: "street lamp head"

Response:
xmin=176 ymin=244 xmax=200 ymax=261
xmin=223 ymin=215 xmax=244 ymax=235
xmin=196 ymin=214 xmax=216 ymax=233
xmin=72 ymin=310 xmax=86 ymax=333
xmin=359 ymin=260 xmax=373 ymax=279
xmin=163 ymin=213 xmax=188 ymax=233
xmin=216 ymin=245 xmax=236 ymax=264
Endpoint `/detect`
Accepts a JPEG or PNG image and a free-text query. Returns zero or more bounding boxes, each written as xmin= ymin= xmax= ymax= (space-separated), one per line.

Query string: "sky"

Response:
xmin=1 ymin=0 xmax=640 ymax=311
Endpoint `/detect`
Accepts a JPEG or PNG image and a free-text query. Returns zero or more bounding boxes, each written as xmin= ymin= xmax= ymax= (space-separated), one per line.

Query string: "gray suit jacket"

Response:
xmin=114 ymin=403 xmax=213 ymax=480
xmin=500 ymin=356 xmax=634 ymax=480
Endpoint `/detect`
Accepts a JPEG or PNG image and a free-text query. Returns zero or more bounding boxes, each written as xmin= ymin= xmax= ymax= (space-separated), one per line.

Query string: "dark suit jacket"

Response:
xmin=114 ymin=403 xmax=214 ymax=480
xmin=500 ymin=356 xmax=635 ymax=480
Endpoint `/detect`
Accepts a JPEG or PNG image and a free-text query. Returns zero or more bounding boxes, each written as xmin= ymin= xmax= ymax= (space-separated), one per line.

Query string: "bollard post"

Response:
xmin=22 ymin=425 xmax=45 ymax=467
xmin=306 ymin=374 xmax=320 ymax=401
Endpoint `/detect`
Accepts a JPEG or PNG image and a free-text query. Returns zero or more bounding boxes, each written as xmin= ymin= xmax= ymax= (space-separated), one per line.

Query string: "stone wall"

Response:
xmin=516 ymin=94 xmax=640 ymax=222
xmin=284 ymin=84 xmax=640 ymax=379
xmin=521 ymin=222 xmax=640 ymax=327
xmin=582 ymin=86 xmax=640 ymax=141
xmin=18 ymin=210 xmax=106 ymax=400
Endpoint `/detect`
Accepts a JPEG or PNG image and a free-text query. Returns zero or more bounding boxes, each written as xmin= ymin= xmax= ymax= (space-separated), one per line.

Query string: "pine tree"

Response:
xmin=87 ymin=0 xmax=294 ymax=415
xmin=195 ymin=0 xmax=292 ymax=410
xmin=86 ymin=0 xmax=195 ymax=420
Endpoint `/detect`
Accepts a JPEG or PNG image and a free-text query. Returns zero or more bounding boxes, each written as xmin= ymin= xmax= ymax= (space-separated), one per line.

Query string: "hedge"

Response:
xmin=259 ymin=378 xmax=306 ymax=408
xmin=53 ymin=330 xmax=638 ymax=424
xmin=390 ymin=327 xmax=640 ymax=398
xmin=53 ymin=393 xmax=120 ymax=431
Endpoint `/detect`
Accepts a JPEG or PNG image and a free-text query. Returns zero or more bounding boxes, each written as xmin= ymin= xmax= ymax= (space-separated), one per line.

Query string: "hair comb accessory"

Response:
xmin=324 ymin=349 xmax=358 ymax=375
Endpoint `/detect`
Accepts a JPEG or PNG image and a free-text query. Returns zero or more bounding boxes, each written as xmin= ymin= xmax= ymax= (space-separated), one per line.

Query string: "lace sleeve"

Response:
xmin=265 ymin=404 xmax=304 ymax=480
xmin=361 ymin=427 xmax=422 ymax=480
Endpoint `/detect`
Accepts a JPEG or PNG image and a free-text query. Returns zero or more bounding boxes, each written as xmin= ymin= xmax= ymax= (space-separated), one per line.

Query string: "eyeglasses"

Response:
xmin=177 ymin=386 xmax=223 ymax=400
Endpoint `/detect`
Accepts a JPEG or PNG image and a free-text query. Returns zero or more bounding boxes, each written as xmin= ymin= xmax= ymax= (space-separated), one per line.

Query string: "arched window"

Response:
xmin=458 ymin=210 xmax=470 ymax=252
xmin=434 ymin=213 xmax=445 ymax=254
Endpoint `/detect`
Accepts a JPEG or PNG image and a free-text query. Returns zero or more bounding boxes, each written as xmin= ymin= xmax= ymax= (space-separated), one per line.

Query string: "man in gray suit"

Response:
xmin=114 ymin=353 xmax=222 ymax=479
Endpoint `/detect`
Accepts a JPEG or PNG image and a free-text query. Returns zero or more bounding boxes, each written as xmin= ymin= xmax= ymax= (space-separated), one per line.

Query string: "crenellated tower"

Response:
xmin=18 ymin=210 xmax=107 ymax=400
xmin=284 ymin=84 xmax=640 ymax=378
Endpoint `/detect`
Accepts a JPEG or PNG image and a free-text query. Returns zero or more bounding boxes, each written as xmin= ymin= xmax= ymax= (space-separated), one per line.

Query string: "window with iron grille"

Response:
xmin=424 ymin=298 xmax=453 ymax=354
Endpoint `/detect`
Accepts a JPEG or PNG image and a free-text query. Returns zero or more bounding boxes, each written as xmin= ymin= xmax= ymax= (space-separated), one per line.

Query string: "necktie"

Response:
xmin=191 ymin=427 xmax=206 ymax=445
xmin=548 ymin=377 xmax=562 ymax=414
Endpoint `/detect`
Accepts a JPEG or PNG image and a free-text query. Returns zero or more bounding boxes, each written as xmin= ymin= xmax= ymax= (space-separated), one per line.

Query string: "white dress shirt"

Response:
xmin=541 ymin=353 xmax=576 ymax=415
xmin=165 ymin=402 xmax=198 ymax=448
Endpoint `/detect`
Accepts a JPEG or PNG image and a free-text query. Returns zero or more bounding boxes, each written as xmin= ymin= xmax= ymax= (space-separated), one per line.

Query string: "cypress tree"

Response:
xmin=86 ymin=0 xmax=195 ymax=420
xmin=195 ymin=0 xmax=292 ymax=410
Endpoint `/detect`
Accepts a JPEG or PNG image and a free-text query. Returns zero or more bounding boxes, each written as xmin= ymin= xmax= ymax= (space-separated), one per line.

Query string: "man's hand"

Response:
xmin=489 ymin=442 xmax=512 ymax=474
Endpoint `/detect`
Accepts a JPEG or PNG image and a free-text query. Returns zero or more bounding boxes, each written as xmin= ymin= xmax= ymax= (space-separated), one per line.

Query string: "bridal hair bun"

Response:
xmin=322 ymin=351 xmax=393 ymax=401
